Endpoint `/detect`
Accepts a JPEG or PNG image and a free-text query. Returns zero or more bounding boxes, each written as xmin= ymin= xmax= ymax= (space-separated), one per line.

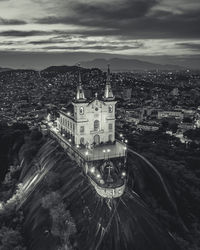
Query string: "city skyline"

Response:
xmin=0 ymin=0 xmax=200 ymax=69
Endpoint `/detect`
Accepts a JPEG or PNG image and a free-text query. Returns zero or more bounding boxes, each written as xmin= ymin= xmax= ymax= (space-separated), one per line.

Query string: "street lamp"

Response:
xmin=96 ymin=174 xmax=101 ymax=179
xmin=107 ymin=149 xmax=110 ymax=159
xmin=124 ymin=146 xmax=127 ymax=162
xmin=85 ymin=151 xmax=89 ymax=161
xmin=103 ymin=149 xmax=106 ymax=159
xmin=90 ymin=167 xmax=95 ymax=173
xmin=121 ymin=171 xmax=126 ymax=177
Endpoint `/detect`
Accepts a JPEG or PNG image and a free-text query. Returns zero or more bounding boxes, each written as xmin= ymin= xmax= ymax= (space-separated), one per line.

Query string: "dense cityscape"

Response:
xmin=1 ymin=67 xmax=200 ymax=144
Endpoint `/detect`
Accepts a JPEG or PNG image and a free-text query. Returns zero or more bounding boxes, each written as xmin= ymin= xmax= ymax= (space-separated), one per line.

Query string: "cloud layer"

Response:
xmin=0 ymin=0 xmax=199 ymax=60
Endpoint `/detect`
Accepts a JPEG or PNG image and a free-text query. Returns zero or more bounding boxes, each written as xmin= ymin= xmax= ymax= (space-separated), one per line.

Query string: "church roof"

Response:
xmin=59 ymin=103 xmax=74 ymax=117
xmin=66 ymin=103 xmax=74 ymax=114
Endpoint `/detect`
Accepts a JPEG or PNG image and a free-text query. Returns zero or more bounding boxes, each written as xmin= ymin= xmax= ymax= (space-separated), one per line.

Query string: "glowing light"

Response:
xmin=122 ymin=171 xmax=126 ymax=177
xmin=85 ymin=151 xmax=89 ymax=156
xmin=96 ymin=174 xmax=101 ymax=178
xmin=124 ymin=146 xmax=127 ymax=150
xmin=125 ymin=139 xmax=128 ymax=143
xmin=69 ymin=139 xmax=72 ymax=142
xmin=103 ymin=149 xmax=106 ymax=153
xmin=76 ymin=145 xmax=80 ymax=148
xmin=107 ymin=149 xmax=110 ymax=153
xmin=120 ymin=133 xmax=123 ymax=137
xmin=67 ymin=112 xmax=71 ymax=116
xmin=90 ymin=167 xmax=95 ymax=173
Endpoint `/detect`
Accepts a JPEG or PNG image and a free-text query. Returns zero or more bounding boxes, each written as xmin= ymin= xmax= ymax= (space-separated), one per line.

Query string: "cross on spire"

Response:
xmin=78 ymin=63 xmax=82 ymax=86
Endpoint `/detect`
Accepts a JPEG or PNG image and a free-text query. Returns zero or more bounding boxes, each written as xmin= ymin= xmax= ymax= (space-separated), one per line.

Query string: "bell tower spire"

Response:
xmin=103 ymin=64 xmax=114 ymax=100
xmin=76 ymin=64 xmax=86 ymax=102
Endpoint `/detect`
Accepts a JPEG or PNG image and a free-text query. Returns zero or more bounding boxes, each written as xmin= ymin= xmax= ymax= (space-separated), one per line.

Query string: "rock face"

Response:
xmin=19 ymin=138 xmax=179 ymax=250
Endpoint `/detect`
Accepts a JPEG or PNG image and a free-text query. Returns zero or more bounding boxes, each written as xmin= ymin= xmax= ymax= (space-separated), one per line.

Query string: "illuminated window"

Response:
xmin=94 ymin=120 xmax=100 ymax=131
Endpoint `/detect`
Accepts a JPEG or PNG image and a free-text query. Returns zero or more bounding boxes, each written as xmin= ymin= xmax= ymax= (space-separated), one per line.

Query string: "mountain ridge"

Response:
xmin=0 ymin=66 xmax=13 ymax=72
xmin=79 ymin=57 xmax=185 ymax=71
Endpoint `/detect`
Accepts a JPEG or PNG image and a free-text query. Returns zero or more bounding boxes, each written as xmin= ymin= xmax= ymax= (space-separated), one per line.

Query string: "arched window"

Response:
xmin=80 ymin=137 xmax=84 ymax=145
xmin=109 ymin=105 xmax=113 ymax=113
xmin=94 ymin=134 xmax=100 ymax=144
xmin=108 ymin=134 xmax=112 ymax=141
xmin=94 ymin=120 xmax=100 ymax=131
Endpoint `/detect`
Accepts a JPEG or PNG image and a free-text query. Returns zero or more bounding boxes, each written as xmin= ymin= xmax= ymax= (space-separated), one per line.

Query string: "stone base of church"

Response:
xmin=49 ymin=127 xmax=127 ymax=198
xmin=89 ymin=176 xmax=126 ymax=198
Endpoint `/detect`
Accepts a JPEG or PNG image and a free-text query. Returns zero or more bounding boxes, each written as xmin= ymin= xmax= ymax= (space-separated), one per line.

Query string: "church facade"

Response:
xmin=57 ymin=66 xmax=117 ymax=147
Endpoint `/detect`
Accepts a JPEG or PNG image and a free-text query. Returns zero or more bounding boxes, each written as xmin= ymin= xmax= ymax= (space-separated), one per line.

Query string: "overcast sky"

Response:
xmin=0 ymin=0 xmax=200 ymax=68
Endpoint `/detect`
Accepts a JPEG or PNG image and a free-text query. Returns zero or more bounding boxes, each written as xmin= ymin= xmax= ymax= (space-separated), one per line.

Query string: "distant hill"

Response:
xmin=42 ymin=65 xmax=80 ymax=73
xmin=0 ymin=66 xmax=13 ymax=72
xmin=42 ymin=65 xmax=102 ymax=75
xmin=79 ymin=58 xmax=185 ymax=71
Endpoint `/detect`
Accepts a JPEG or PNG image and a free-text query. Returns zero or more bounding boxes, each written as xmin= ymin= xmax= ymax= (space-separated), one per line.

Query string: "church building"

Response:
xmin=51 ymin=65 xmax=127 ymax=198
xmin=57 ymin=65 xmax=117 ymax=148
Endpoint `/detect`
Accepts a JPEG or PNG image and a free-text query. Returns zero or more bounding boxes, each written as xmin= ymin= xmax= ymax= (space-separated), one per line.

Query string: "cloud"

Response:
xmin=0 ymin=17 xmax=26 ymax=25
xmin=0 ymin=0 xmax=200 ymax=59
xmin=35 ymin=0 xmax=200 ymax=39
xmin=0 ymin=30 xmax=53 ymax=37
xmin=42 ymin=44 xmax=143 ymax=51
xmin=71 ymin=0 xmax=158 ymax=19
xmin=177 ymin=42 xmax=200 ymax=51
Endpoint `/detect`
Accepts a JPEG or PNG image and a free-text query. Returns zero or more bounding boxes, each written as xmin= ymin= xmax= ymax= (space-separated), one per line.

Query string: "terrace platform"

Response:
xmin=49 ymin=126 xmax=127 ymax=198
xmin=50 ymin=126 xmax=126 ymax=162
xmin=78 ymin=141 xmax=126 ymax=161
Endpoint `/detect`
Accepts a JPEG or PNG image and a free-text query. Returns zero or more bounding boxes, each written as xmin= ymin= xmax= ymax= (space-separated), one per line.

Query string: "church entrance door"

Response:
xmin=94 ymin=134 xmax=100 ymax=145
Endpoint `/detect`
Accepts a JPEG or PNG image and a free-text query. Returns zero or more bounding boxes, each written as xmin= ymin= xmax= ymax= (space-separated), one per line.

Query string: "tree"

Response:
xmin=50 ymin=204 xmax=77 ymax=250
xmin=0 ymin=226 xmax=26 ymax=250
xmin=30 ymin=129 xmax=43 ymax=141
xmin=184 ymin=129 xmax=200 ymax=141
xmin=41 ymin=192 xmax=77 ymax=250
